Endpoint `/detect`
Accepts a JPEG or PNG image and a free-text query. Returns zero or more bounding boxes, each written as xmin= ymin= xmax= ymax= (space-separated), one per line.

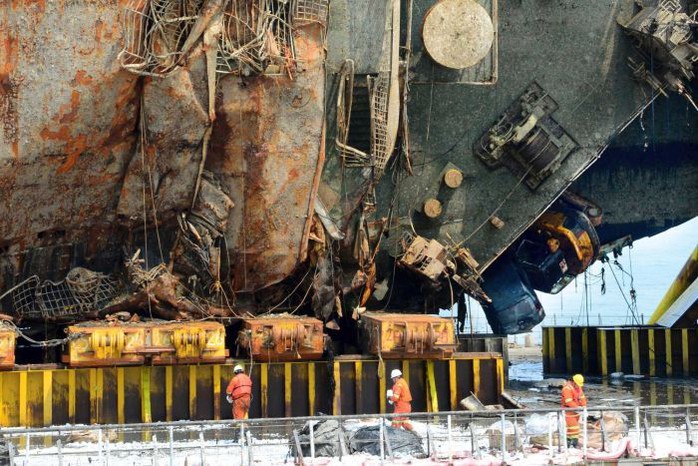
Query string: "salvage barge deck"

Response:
xmin=0 ymin=353 xmax=504 ymax=427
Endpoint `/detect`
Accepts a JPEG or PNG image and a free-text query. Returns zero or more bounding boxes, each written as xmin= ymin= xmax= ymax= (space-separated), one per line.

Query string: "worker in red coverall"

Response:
xmin=226 ymin=364 xmax=253 ymax=420
xmin=561 ymin=374 xmax=587 ymax=448
xmin=387 ymin=369 xmax=414 ymax=431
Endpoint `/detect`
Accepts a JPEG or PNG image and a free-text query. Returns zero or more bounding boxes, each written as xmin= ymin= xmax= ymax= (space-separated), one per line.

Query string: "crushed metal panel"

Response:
xmin=358 ymin=312 xmax=456 ymax=359
xmin=236 ymin=315 xmax=325 ymax=362
xmin=209 ymin=21 xmax=327 ymax=292
xmin=0 ymin=1 xmax=140 ymax=266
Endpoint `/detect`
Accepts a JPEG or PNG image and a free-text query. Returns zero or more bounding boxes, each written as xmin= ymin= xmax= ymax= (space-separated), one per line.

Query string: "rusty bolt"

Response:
xmin=490 ymin=216 xmax=505 ymax=229
xmin=423 ymin=198 xmax=443 ymax=218
xmin=443 ymin=168 xmax=463 ymax=188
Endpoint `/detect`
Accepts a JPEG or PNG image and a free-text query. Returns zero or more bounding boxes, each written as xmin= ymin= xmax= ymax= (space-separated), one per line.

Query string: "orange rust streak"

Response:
xmin=58 ymin=90 xmax=81 ymax=124
xmin=73 ymin=70 xmax=93 ymax=86
xmin=56 ymin=135 xmax=87 ymax=174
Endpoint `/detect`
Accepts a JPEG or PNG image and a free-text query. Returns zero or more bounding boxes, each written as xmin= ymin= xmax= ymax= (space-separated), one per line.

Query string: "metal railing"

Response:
xmin=2 ymin=404 xmax=698 ymax=465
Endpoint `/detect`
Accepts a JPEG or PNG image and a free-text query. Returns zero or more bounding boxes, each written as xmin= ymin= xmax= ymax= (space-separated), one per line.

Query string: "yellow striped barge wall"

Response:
xmin=0 ymin=352 xmax=504 ymax=427
xmin=543 ymin=326 xmax=698 ymax=377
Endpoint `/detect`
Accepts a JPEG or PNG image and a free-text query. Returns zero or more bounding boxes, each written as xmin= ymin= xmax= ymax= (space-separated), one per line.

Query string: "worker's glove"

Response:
xmin=226 ymin=395 xmax=233 ymax=404
xmin=388 ymin=400 xmax=394 ymax=406
xmin=386 ymin=389 xmax=394 ymax=399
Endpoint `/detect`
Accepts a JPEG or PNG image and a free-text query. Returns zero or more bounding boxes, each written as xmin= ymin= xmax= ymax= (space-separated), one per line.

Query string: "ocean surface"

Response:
xmin=446 ymin=216 xmax=698 ymax=344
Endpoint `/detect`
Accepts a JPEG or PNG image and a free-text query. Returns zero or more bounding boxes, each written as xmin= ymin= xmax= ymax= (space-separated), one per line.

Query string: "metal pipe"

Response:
xmin=152 ymin=434 xmax=158 ymax=466
xmin=686 ymin=406 xmax=692 ymax=445
xmin=447 ymin=414 xmax=453 ymax=462
xmin=309 ymin=421 xmax=315 ymax=459
xmin=582 ymin=407 xmax=588 ymax=458
xmin=499 ymin=413 xmax=506 ymax=462
xmin=98 ymin=429 xmax=103 ymax=465
xmin=24 ymin=433 xmax=30 ymax=465
xmin=547 ymin=413 xmax=553 ymax=460
xmin=199 ymin=426 xmax=205 ymax=466
xmin=635 ymin=405 xmax=641 ymax=448
xmin=379 ymin=419 xmax=385 ymax=460
xmin=168 ymin=426 xmax=174 ymax=466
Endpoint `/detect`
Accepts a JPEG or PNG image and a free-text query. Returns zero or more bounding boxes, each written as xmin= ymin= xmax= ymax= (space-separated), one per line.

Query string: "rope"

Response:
xmin=1 ymin=320 xmax=83 ymax=348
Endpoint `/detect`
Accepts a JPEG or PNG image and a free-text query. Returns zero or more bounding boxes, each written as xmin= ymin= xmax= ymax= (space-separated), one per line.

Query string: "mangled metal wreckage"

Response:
xmin=0 ymin=0 xmax=696 ymax=364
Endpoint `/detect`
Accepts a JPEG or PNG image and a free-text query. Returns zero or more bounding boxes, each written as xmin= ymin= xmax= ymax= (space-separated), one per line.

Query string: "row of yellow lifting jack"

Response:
xmin=0 ymin=313 xmax=457 ymax=369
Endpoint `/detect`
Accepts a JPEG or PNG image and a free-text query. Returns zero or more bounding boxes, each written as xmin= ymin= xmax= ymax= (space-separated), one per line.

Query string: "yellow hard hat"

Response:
xmin=573 ymin=374 xmax=584 ymax=387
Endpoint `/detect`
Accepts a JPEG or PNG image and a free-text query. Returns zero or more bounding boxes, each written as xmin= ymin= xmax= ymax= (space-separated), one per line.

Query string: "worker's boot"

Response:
xmin=567 ymin=438 xmax=579 ymax=448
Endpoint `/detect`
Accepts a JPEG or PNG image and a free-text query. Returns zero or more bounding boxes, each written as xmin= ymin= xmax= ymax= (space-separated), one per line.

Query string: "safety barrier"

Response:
xmin=543 ymin=326 xmax=698 ymax=377
xmin=0 ymin=352 xmax=504 ymax=427
xmin=3 ymin=404 xmax=698 ymax=465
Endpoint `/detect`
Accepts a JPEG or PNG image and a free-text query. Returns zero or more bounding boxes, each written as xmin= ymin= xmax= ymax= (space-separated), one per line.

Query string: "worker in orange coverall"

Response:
xmin=561 ymin=374 xmax=587 ymax=448
xmin=387 ymin=369 xmax=414 ymax=431
xmin=226 ymin=364 xmax=253 ymax=420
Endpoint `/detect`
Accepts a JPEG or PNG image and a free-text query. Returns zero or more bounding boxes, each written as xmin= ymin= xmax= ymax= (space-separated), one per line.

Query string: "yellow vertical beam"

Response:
xmin=648 ymin=329 xmax=656 ymax=377
xmin=354 ymin=361 xmax=363 ymax=414
xmin=379 ymin=364 xmax=386 ymax=414
xmin=141 ymin=366 xmax=152 ymax=423
xmin=402 ymin=360 xmax=410 ymax=381
xmin=89 ymin=368 xmax=103 ymax=424
xmin=333 ymin=361 xmax=341 ymax=415
xmin=548 ymin=328 xmax=556 ymax=373
xmin=631 ymin=329 xmax=640 ymax=375
xmin=116 ymin=368 xmax=125 ymax=424
xmin=565 ymin=327 xmax=572 ymax=372
xmin=448 ymin=360 xmax=457 ymax=411
xmin=260 ymin=363 xmax=268 ymax=418
xmin=496 ymin=358 xmax=504 ymax=395
xmin=682 ymin=329 xmax=690 ymax=376
xmin=165 ymin=366 xmax=173 ymax=421
xmin=426 ymin=360 xmax=438 ymax=412
xmin=284 ymin=363 xmax=292 ymax=418
xmin=212 ymin=365 xmax=221 ymax=421
xmin=665 ymin=329 xmax=673 ymax=377
xmin=42 ymin=371 xmax=52 ymax=427
xmin=614 ymin=329 xmax=622 ymax=373
xmin=19 ymin=371 xmax=27 ymax=427
xmin=472 ymin=359 xmax=481 ymax=398
xmin=0 ymin=374 xmax=5 ymax=427
xmin=188 ymin=365 xmax=197 ymax=420
xmin=308 ymin=363 xmax=316 ymax=416
xmin=599 ymin=330 xmax=608 ymax=376
xmin=582 ymin=328 xmax=589 ymax=374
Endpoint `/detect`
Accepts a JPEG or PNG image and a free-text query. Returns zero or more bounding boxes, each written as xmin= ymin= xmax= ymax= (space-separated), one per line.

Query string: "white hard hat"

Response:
xmin=391 ymin=369 xmax=402 ymax=378
xmin=234 ymin=364 xmax=244 ymax=373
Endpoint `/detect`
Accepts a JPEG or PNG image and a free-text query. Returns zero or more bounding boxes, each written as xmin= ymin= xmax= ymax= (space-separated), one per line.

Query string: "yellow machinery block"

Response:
xmin=359 ymin=312 xmax=456 ymax=358
xmin=63 ymin=321 xmax=227 ymax=367
xmin=0 ymin=325 xmax=15 ymax=370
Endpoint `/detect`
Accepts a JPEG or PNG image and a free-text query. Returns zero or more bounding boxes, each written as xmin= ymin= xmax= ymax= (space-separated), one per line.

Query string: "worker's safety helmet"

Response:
xmin=573 ymin=374 xmax=584 ymax=387
xmin=234 ymin=364 xmax=244 ymax=374
xmin=390 ymin=369 xmax=402 ymax=379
